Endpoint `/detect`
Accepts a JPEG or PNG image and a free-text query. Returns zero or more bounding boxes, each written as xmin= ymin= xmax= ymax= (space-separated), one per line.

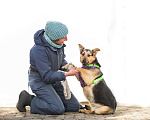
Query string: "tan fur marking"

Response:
xmin=83 ymin=85 xmax=94 ymax=103
xmin=76 ymin=68 xmax=100 ymax=85
xmin=85 ymin=110 xmax=94 ymax=114
xmin=79 ymin=109 xmax=85 ymax=113
xmin=94 ymin=106 xmax=113 ymax=115
xmin=75 ymin=74 xmax=79 ymax=81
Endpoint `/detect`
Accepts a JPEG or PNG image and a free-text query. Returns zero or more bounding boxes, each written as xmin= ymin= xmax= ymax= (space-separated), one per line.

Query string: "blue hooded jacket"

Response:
xmin=29 ymin=29 xmax=68 ymax=85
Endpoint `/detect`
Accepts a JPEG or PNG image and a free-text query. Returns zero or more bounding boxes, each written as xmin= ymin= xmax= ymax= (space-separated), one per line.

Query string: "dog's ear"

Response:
xmin=78 ymin=44 xmax=85 ymax=53
xmin=92 ymin=48 xmax=100 ymax=56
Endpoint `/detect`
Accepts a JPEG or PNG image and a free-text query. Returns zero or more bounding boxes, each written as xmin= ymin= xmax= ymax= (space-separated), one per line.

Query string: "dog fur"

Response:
xmin=62 ymin=44 xmax=117 ymax=115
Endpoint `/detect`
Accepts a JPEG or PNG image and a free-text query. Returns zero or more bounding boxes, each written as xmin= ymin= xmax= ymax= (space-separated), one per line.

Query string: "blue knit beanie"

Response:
xmin=44 ymin=21 xmax=68 ymax=40
xmin=44 ymin=21 xmax=68 ymax=48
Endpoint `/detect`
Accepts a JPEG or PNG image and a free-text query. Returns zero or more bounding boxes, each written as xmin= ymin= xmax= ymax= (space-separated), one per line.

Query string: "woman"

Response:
xmin=16 ymin=21 xmax=80 ymax=115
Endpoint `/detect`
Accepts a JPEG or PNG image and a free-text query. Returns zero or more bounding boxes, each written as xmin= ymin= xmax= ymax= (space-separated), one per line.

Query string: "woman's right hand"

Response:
xmin=65 ymin=67 xmax=79 ymax=77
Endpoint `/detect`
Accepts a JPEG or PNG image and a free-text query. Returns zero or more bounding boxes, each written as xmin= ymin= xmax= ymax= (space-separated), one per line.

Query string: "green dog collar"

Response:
xmin=82 ymin=64 xmax=100 ymax=68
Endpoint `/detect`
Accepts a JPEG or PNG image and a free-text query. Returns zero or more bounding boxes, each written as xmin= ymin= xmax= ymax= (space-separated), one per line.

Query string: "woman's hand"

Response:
xmin=65 ymin=67 xmax=79 ymax=77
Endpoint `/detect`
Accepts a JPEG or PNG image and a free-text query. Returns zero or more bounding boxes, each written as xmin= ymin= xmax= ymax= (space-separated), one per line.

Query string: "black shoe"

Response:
xmin=16 ymin=90 xmax=34 ymax=112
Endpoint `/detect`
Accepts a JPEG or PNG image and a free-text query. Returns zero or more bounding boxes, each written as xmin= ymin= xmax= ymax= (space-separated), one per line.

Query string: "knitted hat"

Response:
xmin=44 ymin=21 xmax=68 ymax=40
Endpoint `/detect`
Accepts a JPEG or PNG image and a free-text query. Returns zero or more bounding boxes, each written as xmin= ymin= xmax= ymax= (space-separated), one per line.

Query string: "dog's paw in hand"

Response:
xmin=61 ymin=63 xmax=75 ymax=71
xmin=61 ymin=65 xmax=68 ymax=71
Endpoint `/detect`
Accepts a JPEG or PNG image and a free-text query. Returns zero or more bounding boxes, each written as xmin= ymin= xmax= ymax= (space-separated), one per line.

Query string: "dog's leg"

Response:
xmin=79 ymin=109 xmax=85 ymax=113
xmin=85 ymin=109 xmax=94 ymax=114
xmin=79 ymin=103 xmax=93 ymax=114
xmin=85 ymin=105 xmax=91 ymax=110
xmin=94 ymin=106 xmax=113 ymax=115
xmin=79 ymin=109 xmax=94 ymax=114
xmin=75 ymin=70 xmax=80 ymax=81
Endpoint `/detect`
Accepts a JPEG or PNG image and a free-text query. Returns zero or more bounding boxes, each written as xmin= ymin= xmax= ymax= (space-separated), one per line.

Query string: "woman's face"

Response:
xmin=52 ymin=36 xmax=67 ymax=45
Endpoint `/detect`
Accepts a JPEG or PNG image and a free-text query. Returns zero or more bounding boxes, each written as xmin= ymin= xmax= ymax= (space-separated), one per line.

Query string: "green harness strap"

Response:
xmin=92 ymin=75 xmax=103 ymax=84
xmin=86 ymin=64 xmax=103 ymax=84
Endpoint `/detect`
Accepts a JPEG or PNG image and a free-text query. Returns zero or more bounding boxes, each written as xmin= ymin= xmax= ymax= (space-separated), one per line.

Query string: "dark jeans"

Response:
xmin=29 ymin=71 xmax=80 ymax=115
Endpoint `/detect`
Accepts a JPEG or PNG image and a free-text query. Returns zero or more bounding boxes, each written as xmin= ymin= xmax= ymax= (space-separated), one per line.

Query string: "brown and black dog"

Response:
xmin=62 ymin=44 xmax=117 ymax=115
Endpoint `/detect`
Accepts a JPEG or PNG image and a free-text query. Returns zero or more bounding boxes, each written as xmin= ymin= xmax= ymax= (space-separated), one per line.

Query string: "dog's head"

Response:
xmin=78 ymin=44 xmax=100 ymax=65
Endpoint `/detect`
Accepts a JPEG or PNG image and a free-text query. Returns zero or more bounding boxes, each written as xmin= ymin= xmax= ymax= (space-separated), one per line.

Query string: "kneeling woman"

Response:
xmin=16 ymin=21 xmax=80 ymax=115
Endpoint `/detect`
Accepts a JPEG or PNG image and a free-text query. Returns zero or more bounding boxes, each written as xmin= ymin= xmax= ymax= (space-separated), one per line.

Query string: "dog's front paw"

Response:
xmin=61 ymin=63 xmax=75 ymax=71
xmin=85 ymin=105 xmax=91 ymax=110
xmin=85 ymin=110 xmax=93 ymax=114
xmin=79 ymin=109 xmax=85 ymax=113
xmin=61 ymin=64 xmax=69 ymax=71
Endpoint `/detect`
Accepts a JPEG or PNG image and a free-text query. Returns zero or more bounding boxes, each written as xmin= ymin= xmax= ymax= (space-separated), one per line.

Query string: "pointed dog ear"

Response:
xmin=92 ymin=48 xmax=100 ymax=56
xmin=78 ymin=44 xmax=85 ymax=53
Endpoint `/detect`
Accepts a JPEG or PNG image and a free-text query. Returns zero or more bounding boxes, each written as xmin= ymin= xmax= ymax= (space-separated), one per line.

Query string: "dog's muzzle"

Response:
xmin=82 ymin=58 xmax=86 ymax=64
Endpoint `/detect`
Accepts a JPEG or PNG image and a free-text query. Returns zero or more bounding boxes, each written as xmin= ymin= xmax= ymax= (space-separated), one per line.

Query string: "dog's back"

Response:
xmin=93 ymin=79 xmax=117 ymax=113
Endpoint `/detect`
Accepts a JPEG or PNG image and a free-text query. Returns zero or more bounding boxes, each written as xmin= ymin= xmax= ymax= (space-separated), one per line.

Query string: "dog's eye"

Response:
xmin=82 ymin=53 xmax=85 ymax=56
xmin=88 ymin=54 xmax=91 ymax=57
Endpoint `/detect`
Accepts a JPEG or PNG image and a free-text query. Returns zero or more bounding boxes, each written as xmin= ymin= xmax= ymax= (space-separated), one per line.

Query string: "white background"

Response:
xmin=0 ymin=0 xmax=150 ymax=107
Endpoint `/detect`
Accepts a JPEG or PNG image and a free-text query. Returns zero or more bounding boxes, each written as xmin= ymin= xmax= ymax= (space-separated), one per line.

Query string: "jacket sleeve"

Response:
xmin=31 ymin=47 xmax=66 ymax=84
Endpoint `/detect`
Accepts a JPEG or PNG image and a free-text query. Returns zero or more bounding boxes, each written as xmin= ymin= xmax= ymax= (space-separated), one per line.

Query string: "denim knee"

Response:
xmin=31 ymin=97 xmax=65 ymax=115
xmin=72 ymin=104 xmax=80 ymax=112
xmin=65 ymin=102 xmax=80 ymax=112
xmin=55 ymin=106 xmax=65 ymax=115
xmin=49 ymin=104 xmax=65 ymax=115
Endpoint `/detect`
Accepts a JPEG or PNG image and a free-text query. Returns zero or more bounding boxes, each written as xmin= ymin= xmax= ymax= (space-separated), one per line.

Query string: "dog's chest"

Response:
xmin=83 ymin=84 xmax=95 ymax=102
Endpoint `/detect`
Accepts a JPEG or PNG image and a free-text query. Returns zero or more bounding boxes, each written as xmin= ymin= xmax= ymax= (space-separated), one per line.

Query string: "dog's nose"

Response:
xmin=82 ymin=58 xmax=86 ymax=64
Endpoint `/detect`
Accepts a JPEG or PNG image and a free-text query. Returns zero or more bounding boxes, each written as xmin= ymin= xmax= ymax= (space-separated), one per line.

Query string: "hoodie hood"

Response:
xmin=34 ymin=29 xmax=47 ymax=46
